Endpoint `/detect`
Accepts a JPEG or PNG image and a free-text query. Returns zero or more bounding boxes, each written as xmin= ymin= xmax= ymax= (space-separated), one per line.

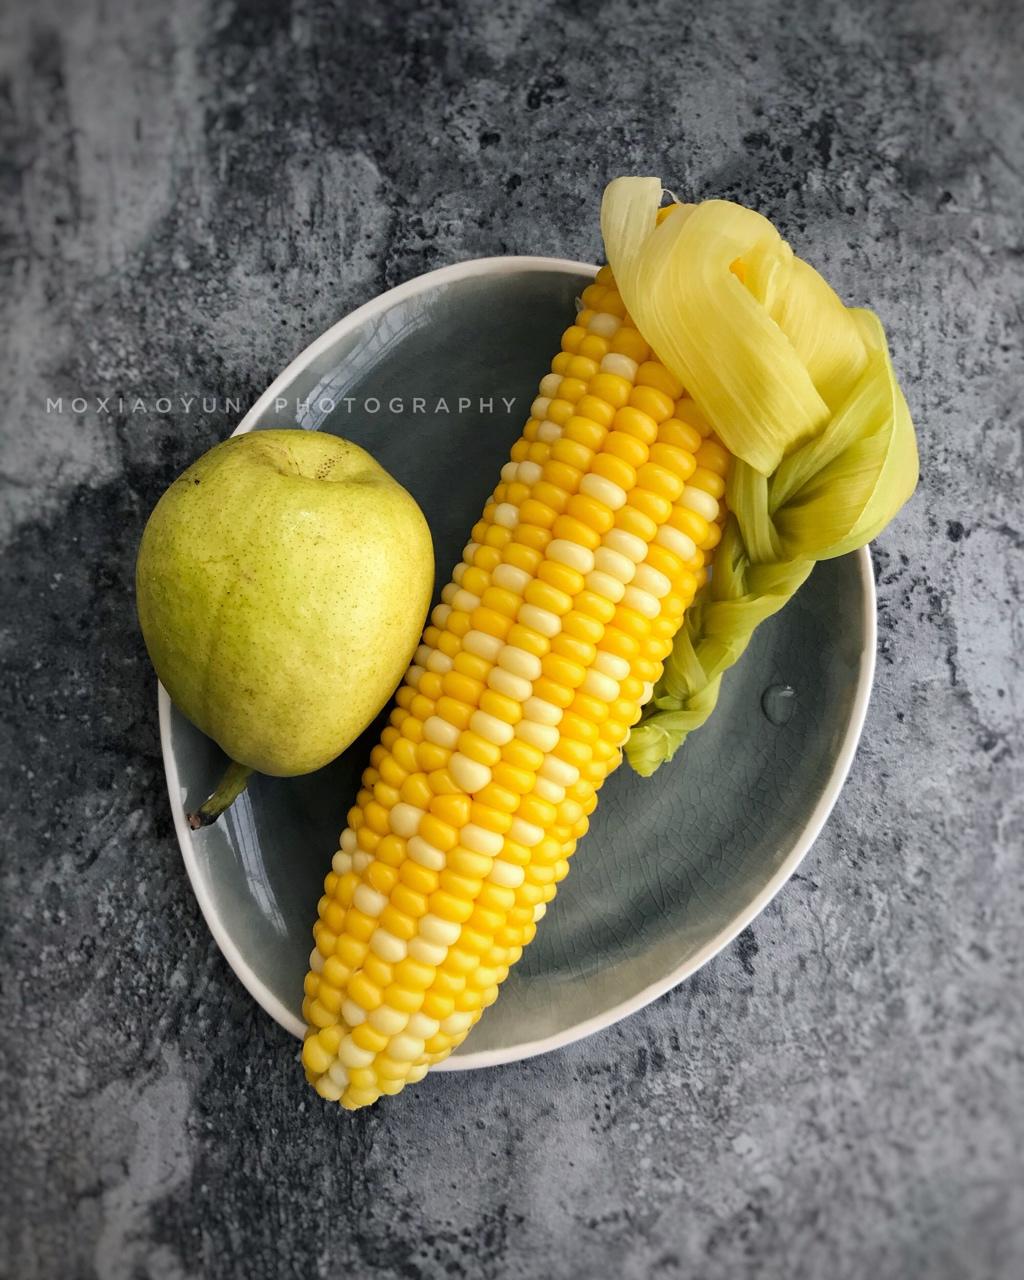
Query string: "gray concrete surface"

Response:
xmin=1 ymin=0 xmax=1021 ymax=1277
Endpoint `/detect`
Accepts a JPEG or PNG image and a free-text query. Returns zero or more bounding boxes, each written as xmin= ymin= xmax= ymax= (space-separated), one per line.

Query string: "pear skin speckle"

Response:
xmin=136 ymin=429 xmax=434 ymax=775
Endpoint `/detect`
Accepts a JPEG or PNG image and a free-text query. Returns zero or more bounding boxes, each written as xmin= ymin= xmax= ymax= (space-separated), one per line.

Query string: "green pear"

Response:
xmin=137 ymin=429 xmax=434 ymax=801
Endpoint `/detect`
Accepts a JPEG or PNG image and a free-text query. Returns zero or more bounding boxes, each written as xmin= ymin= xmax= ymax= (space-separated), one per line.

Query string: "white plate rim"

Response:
xmin=158 ymin=254 xmax=877 ymax=1072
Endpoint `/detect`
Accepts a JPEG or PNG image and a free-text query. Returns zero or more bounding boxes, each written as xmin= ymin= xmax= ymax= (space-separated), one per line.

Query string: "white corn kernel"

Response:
xmin=500 ymin=461 xmax=518 ymax=484
xmin=309 ymin=947 xmax=325 ymax=973
xmin=580 ymin=473 xmax=626 ymax=510
xmin=389 ymin=1034 xmax=426 ymax=1063
xmin=523 ymin=696 xmax=562 ymax=726
xmin=536 ymin=421 xmax=562 ymax=443
xmin=353 ymin=884 xmax=387 ymax=917
xmin=517 ymin=604 xmax=561 ymax=638
xmin=470 ymin=709 xmax=514 ymax=747
xmin=515 ymin=720 xmax=559 ymax=752
xmin=498 ymin=645 xmax=542 ymax=680
xmin=548 ymin=539 xmax=595 ymax=573
xmin=332 ymin=850 xmax=353 ymax=875
xmin=464 ymin=630 xmax=503 ymax=661
xmin=450 ymin=752 xmax=492 ymax=793
xmin=327 ymin=1062 xmax=350 ymax=1087
xmin=601 ymin=352 xmax=638 ymax=381
xmin=408 ymin=836 xmax=446 ymax=870
xmin=509 ymin=817 xmax=543 ymax=847
xmin=656 ymin=523 xmax=697 ymax=560
xmin=408 ymin=936 xmax=447 ymax=966
xmin=452 ymin=588 xmax=481 ymax=613
xmin=441 ymin=1012 xmax=475 ymax=1035
xmin=488 ymin=859 xmax=525 ymax=888
xmin=622 ymin=586 xmax=660 ymax=619
xmin=426 ymin=650 xmax=453 ymax=674
xmin=353 ymin=851 xmax=372 ymax=873
xmin=452 ymin=562 xmax=467 ymax=585
xmin=518 ymin=460 xmax=543 ymax=485
xmin=540 ymin=756 xmax=579 ymax=787
xmin=424 ymin=716 xmax=460 ymax=748
xmin=370 ymin=930 xmax=408 ymax=964
xmin=493 ymin=563 xmax=530 ymax=594
xmin=680 ymin=487 xmax=720 ymax=521
xmin=532 ymin=776 xmax=566 ymax=804
xmin=603 ymin=528 xmax=647 ymax=561
xmin=582 ymin=669 xmax=619 ymax=701
xmin=539 ymin=373 xmax=562 ymax=398
xmin=530 ymin=396 xmax=552 ymax=419
xmin=594 ymin=546 xmax=636 ymax=582
xmin=633 ymin=564 xmax=671 ymax=598
xmin=390 ymin=803 xmax=423 ymax=838
xmin=339 ymin=1037 xmax=376 ymax=1069
xmin=441 ymin=582 xmax=459 ymax=605
xmin=488 ymin=667 xmax=533 ymax=700
xmin=533 ymin=903 xmax=548 ymax=922
xmin=406 ymin=1012 xmax=440 ymax=1039
xmin=316 ymin=1076 xmax=343 ymax=1101
xmin=419 ymin=914 xmax=462 ymax=947
xmin=460 ymin=822 xmax=504 ymax=856
xmin=340 ymin=998 xmax=366 ymax=1026
xmin=368 ymin=1006 xmax=409 ymax=1036
xmin=593 ymin=651 xmax=630 ymax=681
xmin=340 ymin=828 xmax=358 ymax=853
xmin=494 ymin=502 xmax=519 ymax=528
xmin=588 ymin=311 xmax=621 ymax=337
xmin=585 ymin=570 xmax=625 ymax=603
xmin=406 ymin=664 xmax=425 ymax=688
xmin=431 ymin=602 xmax=452 ymax=628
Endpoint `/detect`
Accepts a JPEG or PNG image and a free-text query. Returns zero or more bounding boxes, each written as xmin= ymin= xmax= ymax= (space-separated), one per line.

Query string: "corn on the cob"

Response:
xmin=301 ymin=254 xmax=730 ymax=1108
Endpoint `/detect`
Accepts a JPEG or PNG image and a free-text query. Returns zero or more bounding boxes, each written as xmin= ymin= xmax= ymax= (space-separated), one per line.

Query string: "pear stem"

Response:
xmin=187 ymin=760 xmax=254 ymax=829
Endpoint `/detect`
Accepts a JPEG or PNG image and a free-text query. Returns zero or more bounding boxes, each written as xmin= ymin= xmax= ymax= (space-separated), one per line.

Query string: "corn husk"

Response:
xmin=601 ymin=178 xmax=919 ymax=775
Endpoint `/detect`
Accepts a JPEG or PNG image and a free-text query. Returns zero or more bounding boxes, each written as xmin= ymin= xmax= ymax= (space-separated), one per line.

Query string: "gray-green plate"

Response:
xmin=160 ymin=257 xmax=875 ymax=1070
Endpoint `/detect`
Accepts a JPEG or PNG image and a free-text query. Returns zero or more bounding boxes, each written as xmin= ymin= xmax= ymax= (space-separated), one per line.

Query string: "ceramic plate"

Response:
xmin=160 ymin=257 xmax=876 ymax=1070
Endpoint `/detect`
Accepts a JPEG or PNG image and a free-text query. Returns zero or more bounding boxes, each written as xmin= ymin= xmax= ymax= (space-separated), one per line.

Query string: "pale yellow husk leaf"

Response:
xmin=601 ymin=177 xmax=919 ymax=775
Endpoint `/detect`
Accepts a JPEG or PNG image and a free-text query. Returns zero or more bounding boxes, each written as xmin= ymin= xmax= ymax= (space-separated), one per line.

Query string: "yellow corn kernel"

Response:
xmin=649 ymin=442 xmax=697 ymax=481
xmin=636 ymin=359 xmax=684 ymax=399
xmin=399 ymin=862 xmax=439 ymax=897
xmin=399 ymin=774 xmax=433 ymax=809
xmin=302 ymin=262 xmax=736 ymax=1110
xmin=609 ymin=326 xmax=650 ymax=363
xmin=688 ymin=465 xmax=726 ymax=499
xmin=427 ymin=768 xmax=460 ymax=796
xmin=430 ymin=793 xmax=471 ymax=827
xmin=415 ymin=740 xmax=450 ymax=773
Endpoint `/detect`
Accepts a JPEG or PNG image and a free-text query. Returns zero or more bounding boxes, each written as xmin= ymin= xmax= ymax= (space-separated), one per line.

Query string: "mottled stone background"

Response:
xmin=1 ymin=0 xmax=1021 ymax=1277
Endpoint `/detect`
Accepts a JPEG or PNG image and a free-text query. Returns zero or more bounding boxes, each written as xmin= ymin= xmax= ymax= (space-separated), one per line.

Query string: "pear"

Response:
xmin=137 ymin=429 xmax=434 ymax=819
